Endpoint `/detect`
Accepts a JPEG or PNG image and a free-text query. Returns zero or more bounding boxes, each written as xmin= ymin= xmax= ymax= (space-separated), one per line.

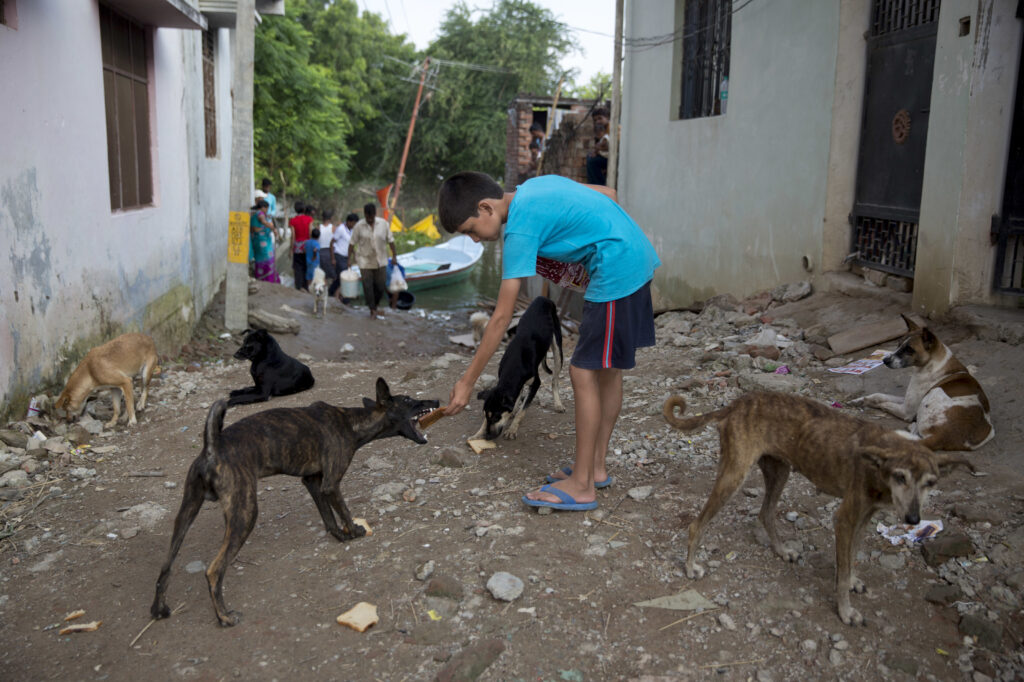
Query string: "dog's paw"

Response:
xmin=552 ymin=402 xmax=566 ymax=414
xmin=217 ymin=610 xmax=242 ymax=627
xmin=775 ymin=540 xmax=802 ymax=563
xmin=849 ymin=576 xmax=866 ymax=593
xmin=838 ymin=604 xmax=865 ymax=626
xmin=151 ymin=603 xmax=171 ymax=620
xmin=685 ymin=562 xmax=705 ymax=580
xmin=503 ymin=429 xmax=519 ymax=440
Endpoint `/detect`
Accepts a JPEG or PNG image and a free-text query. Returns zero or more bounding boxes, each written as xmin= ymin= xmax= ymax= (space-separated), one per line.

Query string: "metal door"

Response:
xmin=850 ymin=0 xmax=940 ymax=277
xmin=992 ymin=12 xmax=1024 ymax=295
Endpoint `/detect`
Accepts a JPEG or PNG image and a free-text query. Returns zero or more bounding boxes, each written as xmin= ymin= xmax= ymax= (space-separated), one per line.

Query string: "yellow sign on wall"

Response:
xmin=228 ymin=211 xmax=250 ymax=264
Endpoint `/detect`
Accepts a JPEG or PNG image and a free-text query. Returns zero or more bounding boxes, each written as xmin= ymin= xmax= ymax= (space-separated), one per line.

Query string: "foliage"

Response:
xmin=410 ymin=1 xmax=576 ymax=184
xmin=252 ymin=0 xmax=575 ymax=210
xmin=567 ymin=71 xmax=613 ymax=101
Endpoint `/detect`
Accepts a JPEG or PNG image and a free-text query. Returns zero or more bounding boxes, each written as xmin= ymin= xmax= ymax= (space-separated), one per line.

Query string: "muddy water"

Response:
xmin=411 ymin=240 xmax=501 ymax=313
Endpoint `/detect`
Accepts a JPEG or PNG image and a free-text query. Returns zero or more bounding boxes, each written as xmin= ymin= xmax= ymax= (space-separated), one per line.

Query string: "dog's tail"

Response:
xmin=663 ymin=395 xmax=728 ymax=431
xmin=204 ymin=399 xmax=228 ymax=457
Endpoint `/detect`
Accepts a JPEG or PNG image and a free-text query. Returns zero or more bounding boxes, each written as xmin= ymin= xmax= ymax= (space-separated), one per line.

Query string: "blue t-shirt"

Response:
xmin=502 ymin=175 xmax=661 ymax=302
xmin=304 ymin=239 xmax=320 ymax=280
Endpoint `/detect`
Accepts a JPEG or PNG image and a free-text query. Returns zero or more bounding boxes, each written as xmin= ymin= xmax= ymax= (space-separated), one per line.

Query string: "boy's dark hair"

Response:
xmin=261 ymin=178 xmax=272 ymax=190
xmin=346 ymin=212 xmax=359 ymax=223
xmin=437 ymin=171 xmax=503 ymax=234
xmin=303 ymin=204 xmax=314 ymax=216
xmin=294 ymin=201 xmax=305 ymax=213
xmin=592 ymin=107 xmax=610 ymax=119
xmin=529 ymin=121 xmax=544 ymax=133
xmin=311 ymin=227 xmax=321 ymax=240
xmin=322 ymin=209 xmax=334 ymax=222
xmin=253 ymin=198 xmax=269 ymax=210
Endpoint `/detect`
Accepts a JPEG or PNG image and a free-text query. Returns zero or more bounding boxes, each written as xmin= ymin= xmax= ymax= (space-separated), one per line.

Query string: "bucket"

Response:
xmin=396 ymin=291 xmax=415 ymax=310
xmin=340 ymin=269 xmax=360 ymax=299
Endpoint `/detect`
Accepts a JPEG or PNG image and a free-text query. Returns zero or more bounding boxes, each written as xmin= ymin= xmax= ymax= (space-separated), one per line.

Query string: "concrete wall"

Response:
xmin=620 ymin=0 xmax=840 ymax=309
xmin=914 ymin=0 xmax=1023 ymax=316
xmin=0 ymin=1 xmax=232 ymax=417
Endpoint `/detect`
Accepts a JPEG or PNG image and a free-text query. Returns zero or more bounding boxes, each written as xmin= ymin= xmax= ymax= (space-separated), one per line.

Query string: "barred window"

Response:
xmin=1 ymin=0 xmax=16 ymax=29
xmin=203 ymin=30 xmax=217 ymax=158
xmin=679 ymin=0 xmax=731 ymax=120
xmin=100 ymin=4 xmax=153 ymax=210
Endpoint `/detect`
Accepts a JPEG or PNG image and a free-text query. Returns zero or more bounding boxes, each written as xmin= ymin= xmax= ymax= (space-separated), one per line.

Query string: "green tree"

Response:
xmin=408 ymin=0 xmax=576 ymax=185
xmin=567 ymin=71 xmax=612 ymax=101
xmin=253 ymin=12 xmax=351 ymax=202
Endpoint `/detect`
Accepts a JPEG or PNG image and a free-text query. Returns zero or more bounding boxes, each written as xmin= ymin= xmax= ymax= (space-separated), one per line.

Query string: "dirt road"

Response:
xmin=1 ymin=280 xmax=1021 ymax=681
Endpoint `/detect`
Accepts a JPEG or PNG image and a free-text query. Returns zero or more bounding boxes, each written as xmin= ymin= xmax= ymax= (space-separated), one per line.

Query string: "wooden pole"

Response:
xmin=544 ymin=74 xmax=565 ymax=141
xmin=225 ymin=0 xmax=256 ymax=331
xmin=391 ymin=57 xmax=430 ymax=212
xmin=607 ymin=0 xmax=624 ymax=190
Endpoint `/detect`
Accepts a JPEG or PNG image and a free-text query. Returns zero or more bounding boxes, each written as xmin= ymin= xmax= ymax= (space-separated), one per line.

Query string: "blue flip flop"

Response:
xmin=545 ymin=466 xmax=613 ymax=489
xmin=522 ymin=484 xmax=598 ymax=511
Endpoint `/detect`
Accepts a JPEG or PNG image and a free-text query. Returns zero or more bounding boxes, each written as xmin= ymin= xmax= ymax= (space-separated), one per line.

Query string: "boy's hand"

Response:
xmin=446 ymin=379 xmax=474 ymax=415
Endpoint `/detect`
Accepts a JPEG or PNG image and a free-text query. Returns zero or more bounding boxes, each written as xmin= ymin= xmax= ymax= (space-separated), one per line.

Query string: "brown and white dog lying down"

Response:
xmin=664 ymin=391 xmax=972 ymax=626
xmin=854 ymin=315 xmax=994 ymax=451
xmin=54 ymin=332 xmax=161 ymax=428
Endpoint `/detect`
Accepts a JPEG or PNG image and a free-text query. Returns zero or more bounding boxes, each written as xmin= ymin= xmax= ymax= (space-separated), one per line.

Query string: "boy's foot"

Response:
xmin=522 ymin=484 xmax=597 ymax=511
xmin=523 ymin=480 xmax=595 ymax=507
xmin=545 ymin=466 xmax=613 ymax=489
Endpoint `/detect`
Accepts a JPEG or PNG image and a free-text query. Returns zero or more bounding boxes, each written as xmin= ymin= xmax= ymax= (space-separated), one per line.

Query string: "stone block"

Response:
xmin=921 ymin=531 xmax=974 ymax=567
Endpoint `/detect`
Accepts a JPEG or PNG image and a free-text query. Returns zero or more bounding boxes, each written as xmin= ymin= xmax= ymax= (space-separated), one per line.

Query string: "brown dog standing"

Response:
xmin=856 ymin=315 xmax=994 ymax=451
xmin=664 ymin=391 xmax=972 ymax=626
xmin=54 ymin=332 xmax=160 ymax=428
xmin=151 ymin=377 xmax=438 ymax=627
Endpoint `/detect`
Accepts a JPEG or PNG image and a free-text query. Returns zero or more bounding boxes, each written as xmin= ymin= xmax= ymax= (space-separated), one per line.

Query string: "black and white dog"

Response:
xmin=228 ymin=329 xmax=315 ymax=405
xmin=474 ymin=296 xmax=564 ymax=440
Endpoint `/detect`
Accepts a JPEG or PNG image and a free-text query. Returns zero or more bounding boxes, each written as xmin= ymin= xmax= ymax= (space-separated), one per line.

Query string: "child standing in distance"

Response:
xmin=304 ymin=227 xmax=321 ymax=289
xmin=438 ymin=172 xmax=661 ymax=511
xmin=289 ymin=201 xmax=313 ymax=291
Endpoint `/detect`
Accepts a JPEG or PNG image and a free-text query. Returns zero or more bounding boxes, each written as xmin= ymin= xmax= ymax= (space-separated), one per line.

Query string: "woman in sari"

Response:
xmin=250 ymin=198 xmax=280 ymax=283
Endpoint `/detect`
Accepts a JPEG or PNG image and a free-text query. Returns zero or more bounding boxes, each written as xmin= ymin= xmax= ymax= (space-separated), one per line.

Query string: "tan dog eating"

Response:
xmin=54 ymin=333 xmax=160 ymax=428
xmin=664 ymin=391 xmax=972 ymax=626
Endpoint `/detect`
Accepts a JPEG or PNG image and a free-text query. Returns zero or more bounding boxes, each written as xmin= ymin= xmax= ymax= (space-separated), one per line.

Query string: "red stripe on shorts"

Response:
xmin=602 ymin=301 xmax=616 ymax=368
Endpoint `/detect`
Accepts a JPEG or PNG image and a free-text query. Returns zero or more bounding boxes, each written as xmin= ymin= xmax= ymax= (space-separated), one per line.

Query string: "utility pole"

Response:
xmin=391 ymin=57 xmax=430 ymax=213
xmin=225 ymin=0 xmax=256 ymax=331
xmin=607 ymin=0 xmax=624 ymax=190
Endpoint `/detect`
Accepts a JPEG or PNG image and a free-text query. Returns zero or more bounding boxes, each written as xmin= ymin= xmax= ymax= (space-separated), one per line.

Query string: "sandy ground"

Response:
xmin=1 ymin=279 xmax=1022 ymax=681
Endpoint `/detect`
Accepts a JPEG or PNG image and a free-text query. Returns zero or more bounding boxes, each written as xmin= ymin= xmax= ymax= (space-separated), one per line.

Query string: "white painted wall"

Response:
xmin=915 ymin=0 xmax=1023 ymax=316
xmin=620 ymin=0 xmax=840 ymax=308
xmin=0 ymin=1 xmax=232 ymax=414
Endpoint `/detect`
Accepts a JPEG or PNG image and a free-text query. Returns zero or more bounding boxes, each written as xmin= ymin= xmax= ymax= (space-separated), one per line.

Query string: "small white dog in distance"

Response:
xmin=311 ymin=267 xmax=328 ymax=318
xmin=470 ymin=311 xmax=490 ymax=345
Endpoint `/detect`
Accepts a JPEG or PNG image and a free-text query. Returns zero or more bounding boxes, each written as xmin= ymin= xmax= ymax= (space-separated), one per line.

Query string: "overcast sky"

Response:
xmin=355 ymin=0 xmax=616 ymax=86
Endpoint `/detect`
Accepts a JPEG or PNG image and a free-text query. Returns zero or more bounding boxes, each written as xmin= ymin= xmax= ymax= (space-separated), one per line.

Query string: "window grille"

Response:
xmin=870 ymin=0 xmax=940 ymax=37
xmin=100 ymin=4 xmax=153 ymax=210
xmin=203 ymin=30 xmax=217 ymax=158
xmin=679 ymin=0 xmax=731 ymax=120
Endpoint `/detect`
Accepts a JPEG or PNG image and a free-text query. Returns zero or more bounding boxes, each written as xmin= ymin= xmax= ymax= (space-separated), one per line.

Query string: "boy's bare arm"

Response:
xmin=446 ymin=277 xmax=523 ymax=415
xmin=585 ymin=182 xmax=614 ymax=200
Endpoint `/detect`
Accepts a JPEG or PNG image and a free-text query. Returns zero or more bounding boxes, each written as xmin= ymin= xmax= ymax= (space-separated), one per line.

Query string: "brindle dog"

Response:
xmin=151 ymin=378 xmax=438 ymax=627
xmin=664 ymin=391 xmax=973 ymax=626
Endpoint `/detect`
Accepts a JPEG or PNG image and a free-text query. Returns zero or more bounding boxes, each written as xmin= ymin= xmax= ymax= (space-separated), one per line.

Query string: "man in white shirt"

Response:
xmin=329 ymin=212 xmax=357 ymax=302
xmin=348 ymin=203 xmax=397 ymax=320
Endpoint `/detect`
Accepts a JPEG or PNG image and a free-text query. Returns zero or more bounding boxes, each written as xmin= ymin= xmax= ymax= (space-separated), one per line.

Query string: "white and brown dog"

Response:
xmin=310 ymin=267 xmax=328 ymax=318
xmin=855 ymin=315 xmax=993 ymax=451
xmin=54 ymin=332 xmax=160 ymax=428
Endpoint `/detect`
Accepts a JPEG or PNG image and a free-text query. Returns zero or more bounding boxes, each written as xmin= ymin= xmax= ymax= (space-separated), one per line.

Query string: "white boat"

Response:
xmin=396 ymin=235 xmax=484 ymax=291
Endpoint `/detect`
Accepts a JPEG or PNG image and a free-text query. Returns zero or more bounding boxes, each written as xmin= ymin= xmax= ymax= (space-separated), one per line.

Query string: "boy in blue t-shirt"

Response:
xmin=304 ymin=228 xmax=321 ymax=289
xmin=437 ymin=171 xmax=661 ymax=511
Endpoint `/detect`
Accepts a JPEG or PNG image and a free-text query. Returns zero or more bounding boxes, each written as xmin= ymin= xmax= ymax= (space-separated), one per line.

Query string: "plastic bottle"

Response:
xmin=719 ymin=76 xmax=729 ymax=114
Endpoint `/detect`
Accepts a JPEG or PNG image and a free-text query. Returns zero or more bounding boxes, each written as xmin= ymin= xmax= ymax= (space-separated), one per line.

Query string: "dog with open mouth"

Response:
xmin=151 ymin=377 xmax=438 ymax=627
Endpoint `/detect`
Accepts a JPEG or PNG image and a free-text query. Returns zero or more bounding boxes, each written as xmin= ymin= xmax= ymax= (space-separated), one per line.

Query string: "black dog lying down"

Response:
xmin=151 ymin=377 xmax=439 ymax=626
xmin=474 ymin=296 xmax=565 ymax=440
xmin=228 ymin=329 xmax=314 ymax=405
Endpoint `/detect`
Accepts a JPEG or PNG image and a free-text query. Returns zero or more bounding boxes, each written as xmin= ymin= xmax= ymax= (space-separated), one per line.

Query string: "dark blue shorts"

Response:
xmin=571 ymin=281 xmax=655 ymax=370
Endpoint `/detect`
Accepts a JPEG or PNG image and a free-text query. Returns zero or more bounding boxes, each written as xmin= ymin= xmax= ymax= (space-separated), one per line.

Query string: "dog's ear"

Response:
xmin=932 ymin=452 xmax=975 ymax=476
xmin=477 ymin=388 xmax=491 ymax=401
xmin=362 ymin=397 xmax=376 ymax=409
xmin=920 ymin=326 xmax=937 ymax=351
xmin=900 ymin=313 xmax=921 ymax=332
xmin=375 ymin=377 xmax=393 ymax=405
xmin=858 ymin=446 xmax=889 ymax=471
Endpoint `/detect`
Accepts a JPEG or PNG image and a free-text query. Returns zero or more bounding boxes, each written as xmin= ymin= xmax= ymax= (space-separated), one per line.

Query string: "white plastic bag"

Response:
xmin=388 ymin=266 xmax=408 ymax=293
